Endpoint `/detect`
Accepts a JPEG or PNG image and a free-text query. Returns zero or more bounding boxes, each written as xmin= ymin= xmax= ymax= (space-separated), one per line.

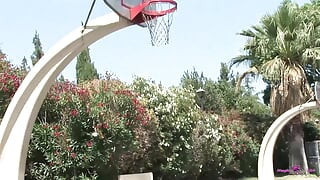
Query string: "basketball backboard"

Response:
xmin=103 ymin=0 xmax=177 ymax=46
xmin=103 ymin=0 xmax=177 ymax=23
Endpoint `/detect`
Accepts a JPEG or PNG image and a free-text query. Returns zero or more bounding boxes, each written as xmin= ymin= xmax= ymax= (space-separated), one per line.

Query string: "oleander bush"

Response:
xmin=220 ymin=113 xmax=260 ymax=177
xmin=131 ymin=77 xmax=230 ymax=179
xmin=27 ymin=79 xmax=155 ymax=179
xmin=0 ymin=54 xmax=25 ymax=118
xmin=0 ymin=55 xmax=272 ymax=179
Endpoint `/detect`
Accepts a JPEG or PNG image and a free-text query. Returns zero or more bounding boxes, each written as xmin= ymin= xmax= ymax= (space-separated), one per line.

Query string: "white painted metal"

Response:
xmin=258 ymin=101 xmax=319 ymax=180
xmin=315 ymin=82 xmax=320 ymax=104
xmin=119 ymin=172 xmax=153 ymax=180
xmin=0 ymin=12 xmax=132 ymax=179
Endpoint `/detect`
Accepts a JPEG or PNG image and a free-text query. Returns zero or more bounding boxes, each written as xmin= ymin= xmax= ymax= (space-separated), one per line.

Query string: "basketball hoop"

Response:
xmin=142 ymin=0 xmax=177 ymax=46
xmin=103 ymin=0 xmax=177 ymax=46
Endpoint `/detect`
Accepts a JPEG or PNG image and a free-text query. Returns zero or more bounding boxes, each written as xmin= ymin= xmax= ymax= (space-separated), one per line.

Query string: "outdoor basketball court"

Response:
xmin=1 ymin=1 xmax=319 ymax=180
xmin=0 ymin=0 xmax=177 ymax=179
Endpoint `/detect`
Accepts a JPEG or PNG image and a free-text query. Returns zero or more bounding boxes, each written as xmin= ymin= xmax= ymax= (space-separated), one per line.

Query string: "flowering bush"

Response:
xmin=219 ymin=112 xmax=261 ymax=177
xmin=0 ymin=54 xmax=25 ymax=118
xmin=27 ymin=79 xmax=154 ymax=179
xmin=0 ymin=54 xmax=270 ymax=179
xmin=131 ymin=77 xmax=229 ymax=179
xmin=0 ymin=52 xmax=277 ymax=179
xmin=191 ymin=113 xmax=233 ymax=179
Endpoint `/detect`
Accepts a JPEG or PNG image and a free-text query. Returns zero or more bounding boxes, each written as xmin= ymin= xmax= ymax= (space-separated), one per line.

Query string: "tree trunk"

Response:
xmin=270 ymin=65 xmax=313 ymax=173
xmin=288 ymin=117 xmax=308 ymax=173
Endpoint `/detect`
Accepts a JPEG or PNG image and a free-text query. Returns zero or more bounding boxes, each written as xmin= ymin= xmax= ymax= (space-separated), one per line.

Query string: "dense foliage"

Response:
xmin=0 ymin=53 xmax=25 ymax=118
xmin=132 ymin=78 xmax=232 ymax=179
xmin=0 ymin=13 xmax=275 ymax=180
xmin=232 ymin=0 xmax=320 ymax=171
xmin=76 ymin=48 xmax=99 ymax=84
xmin=0 ymin=56 xmax=267 ymax=179
xmin=5 ymin=1 xmax=320 ymax=178
xmin=181 ymin=66 xmax=273 ymax=177
xmin=27 ymin=79 xmax=155 ymax=179
xmin=0 ymin=55 xmax=273 ymax=179
xmin=31 ymin=31 xmax=44 ymax=66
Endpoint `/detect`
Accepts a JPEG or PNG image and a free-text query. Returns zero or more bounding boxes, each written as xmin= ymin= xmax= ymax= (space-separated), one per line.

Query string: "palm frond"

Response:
xmin=261 ymin=56 xmax=285 ymax=82
xmin=239 ymin=29 xmax=256 ymax=37
xmin=230 ymin=55 xmax=255 ymax=67
xmin=302 ymin=48 xmax=320 ymax=67
xmin=235 ymin=67 xmax=259 ymax=92
xmin=252 ymin=25 xmax=266 ymax=36
xmin=261 ymin=15 xmax=277 ymax=39
xmin=276 ymin=1 xmax=299 ymax=33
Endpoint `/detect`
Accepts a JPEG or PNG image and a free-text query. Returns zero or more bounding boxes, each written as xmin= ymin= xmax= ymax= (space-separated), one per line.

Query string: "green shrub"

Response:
xmin=27 ymin=80 xmax=154 ymax=179
xmin=219 ymin=112 xmax=261 ymax=177
xmin=131 ymin=77 xmax=230 ymax=179
xmin=304 ymin=121 xmax=320 ymax=141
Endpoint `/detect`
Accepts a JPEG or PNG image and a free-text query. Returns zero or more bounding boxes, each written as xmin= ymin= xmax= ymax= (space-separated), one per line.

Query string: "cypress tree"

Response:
xmin=21 ymin=56 xmax=30 ymax=71
xmin=76 ymin=47 xmax=99 ymax=84
xmin=31 ymin=31 xmax=44 ymax=66
xmin=58 ymin=75 xmax=65 ymax=82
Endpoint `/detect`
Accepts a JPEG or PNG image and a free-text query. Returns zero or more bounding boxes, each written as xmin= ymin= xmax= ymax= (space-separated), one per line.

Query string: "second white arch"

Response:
xmin=258 ymin=101 xmax=319 ymax=180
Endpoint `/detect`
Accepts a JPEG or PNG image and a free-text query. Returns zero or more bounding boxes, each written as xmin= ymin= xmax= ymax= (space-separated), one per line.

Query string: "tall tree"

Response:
xmin=58 ymin=74 xmax=65 ymax=82
xmin=232 ymin=0 xmax=320 ymax=172
xmin=76 ymin=47 xmax=99 ymax=84
xmin=219 ymin=62 xmax=231 ymax=82
xmin=180 ymin=67 xmax=206 ymax=90
xmin=21 ymin=56 xmax=30 ymax=72
xmin=31 ymin=31 xmax=44 ymax=66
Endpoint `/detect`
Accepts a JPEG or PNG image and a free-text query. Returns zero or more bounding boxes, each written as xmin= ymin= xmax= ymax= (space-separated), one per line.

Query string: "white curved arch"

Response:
xmin=0 ymin=13 xmax=132 ymax=179
xmin=258 ymin=101 xmax=319 ymax=180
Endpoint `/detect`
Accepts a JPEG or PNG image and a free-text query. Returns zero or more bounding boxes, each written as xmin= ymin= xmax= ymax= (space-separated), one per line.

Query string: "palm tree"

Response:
xmin=232 ymin=0 xmax=320 ymax=172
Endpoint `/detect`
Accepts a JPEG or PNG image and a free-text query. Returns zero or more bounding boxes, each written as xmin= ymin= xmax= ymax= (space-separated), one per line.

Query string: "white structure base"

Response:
xmin=119 ymin=172 xmax=153 ymax=180
xmin=0 ymin=13 xmax=132 ymax=179
xmin=258 ymin=101 xmax=319 ymax=180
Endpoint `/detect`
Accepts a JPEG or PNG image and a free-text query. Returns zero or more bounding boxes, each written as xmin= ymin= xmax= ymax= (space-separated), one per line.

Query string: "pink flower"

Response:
xmin=52 ymin=125 xmax=59 ymax=130
xmin=54 ymin=96 xmax=60 ymax=102
xmin=66 ymin=146 xmax=72 ymax=152
xmin=77 ymin=88 xmax=88 ymax=96
xmin=70 ymin=152 xmax=76 ymax=158
xmin=97 ymin=103 xmax=104 ymax=108
xmin=70 ymin=109 xmax=78 ymax=117
xmin=141 ymin=120 xmax=148 ymax=125
xmin=103 ymin=123 xmax=109 ymax=129
xmin=2 ymin=87 xmax=9 ymax=92
xmin=132 ymin=98 xmax=139 ymax=105
xmin=86 ymin=141 xmax=93 ymax=147
xmin=53 ymin=131 xmax=61 ymax=137
xmin=137 ymin=107 xmax=146 ymax=114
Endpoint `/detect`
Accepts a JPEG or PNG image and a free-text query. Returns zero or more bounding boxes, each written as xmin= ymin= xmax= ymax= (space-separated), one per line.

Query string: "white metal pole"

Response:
xmin=0 ymin=12 xmax=132 ymax=179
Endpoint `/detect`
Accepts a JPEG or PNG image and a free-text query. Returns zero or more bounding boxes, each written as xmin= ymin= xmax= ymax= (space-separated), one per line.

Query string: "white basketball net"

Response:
xmin=142 ymin=2 xmax=175 ymax=46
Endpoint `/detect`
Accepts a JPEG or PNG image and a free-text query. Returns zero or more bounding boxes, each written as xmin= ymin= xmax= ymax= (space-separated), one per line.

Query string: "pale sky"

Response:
xmin=0 ymin=0 xmax=311 ymax=93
